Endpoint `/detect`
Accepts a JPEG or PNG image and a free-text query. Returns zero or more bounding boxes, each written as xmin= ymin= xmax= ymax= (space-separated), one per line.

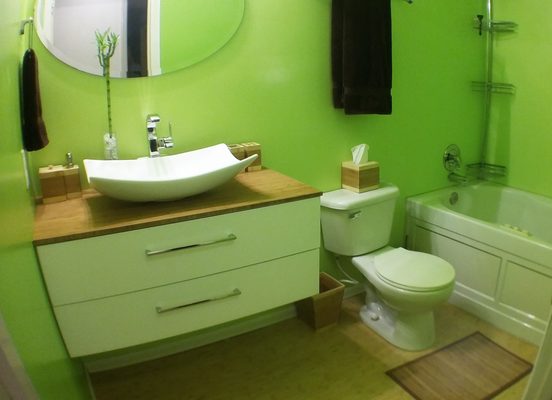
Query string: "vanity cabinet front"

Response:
xmin=34 ymin=171 xmax=321 ymax=358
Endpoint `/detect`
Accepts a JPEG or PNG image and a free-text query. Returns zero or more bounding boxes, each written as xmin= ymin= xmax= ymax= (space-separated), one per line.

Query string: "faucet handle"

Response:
xmin=443 ymin=144 xmax=461 ymax=172
xmin=146 ymin=114 xmax=161 ymax=130
xmin=146 ymin=114 xmax=160 ymax=123
xmin=160 ymin=137 xmax=173 ymax=149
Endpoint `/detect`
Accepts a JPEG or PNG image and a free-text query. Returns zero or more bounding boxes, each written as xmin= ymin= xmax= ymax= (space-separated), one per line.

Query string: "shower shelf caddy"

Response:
xmin=471 ymin=81 xmax=515 ymax=95
xmin=469 ymin=2 xmax=517 ymax=178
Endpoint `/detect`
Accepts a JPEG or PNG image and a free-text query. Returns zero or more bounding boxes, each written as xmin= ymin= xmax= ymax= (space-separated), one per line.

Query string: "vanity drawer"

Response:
xmin=54 ymin=250 xmax=319 ymax=357
xmin=37 ymin=198 xmax=320 ymax=305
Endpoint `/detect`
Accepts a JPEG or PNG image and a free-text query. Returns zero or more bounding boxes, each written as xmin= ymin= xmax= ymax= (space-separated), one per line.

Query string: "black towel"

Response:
xmin=21 ymin=49 xmax=49 ymax=151
xmin=332 ymin=0 xmax=392 ymax=115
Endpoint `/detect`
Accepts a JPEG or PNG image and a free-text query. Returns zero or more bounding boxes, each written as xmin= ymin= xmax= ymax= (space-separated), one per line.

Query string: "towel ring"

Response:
xmin=20 ymin=17 xmax=34 ymax=49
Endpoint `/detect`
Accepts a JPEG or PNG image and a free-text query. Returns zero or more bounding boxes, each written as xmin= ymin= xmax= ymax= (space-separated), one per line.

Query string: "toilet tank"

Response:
xmin=320 ymin=184 xmax=399 ymax=256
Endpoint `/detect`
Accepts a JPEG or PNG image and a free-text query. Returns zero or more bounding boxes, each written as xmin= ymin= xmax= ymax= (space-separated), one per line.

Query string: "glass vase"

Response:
xmin=103 ymin=132 xmax=118 ymax=160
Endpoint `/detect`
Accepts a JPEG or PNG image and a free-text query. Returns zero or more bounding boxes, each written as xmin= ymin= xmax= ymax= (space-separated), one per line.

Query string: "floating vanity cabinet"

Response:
xmin=34 ymin=170 xmax=321 ymax=358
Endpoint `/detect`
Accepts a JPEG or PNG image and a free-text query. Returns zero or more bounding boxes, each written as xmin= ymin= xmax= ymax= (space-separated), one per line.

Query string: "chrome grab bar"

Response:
xmin=155 ymin=288 xmax=242 ymax=314
xmin=145 ymin=233 xmax=237 ymax=256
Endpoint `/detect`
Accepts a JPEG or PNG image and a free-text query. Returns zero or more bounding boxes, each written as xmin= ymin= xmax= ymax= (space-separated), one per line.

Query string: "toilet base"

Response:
xmin=359 ymin=300 xmax=435 ymax=351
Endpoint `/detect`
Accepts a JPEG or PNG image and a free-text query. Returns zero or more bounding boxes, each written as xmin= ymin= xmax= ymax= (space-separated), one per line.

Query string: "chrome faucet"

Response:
xmin=146 ymin=114 xmax=173 ymax=157
xmin=448 ymin=172 xmax=470 ymax=185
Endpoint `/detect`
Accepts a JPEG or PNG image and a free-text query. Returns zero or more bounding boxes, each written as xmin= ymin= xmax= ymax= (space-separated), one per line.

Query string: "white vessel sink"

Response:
xmin=83 ymin=144 xmax=258 ymax=202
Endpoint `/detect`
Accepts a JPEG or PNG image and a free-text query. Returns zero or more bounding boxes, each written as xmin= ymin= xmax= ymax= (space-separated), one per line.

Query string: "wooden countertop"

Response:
xmin=33 ymin=169 xmax=321 ymax=246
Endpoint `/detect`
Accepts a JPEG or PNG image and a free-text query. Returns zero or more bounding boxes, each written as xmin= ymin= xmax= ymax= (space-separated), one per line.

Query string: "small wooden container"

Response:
xmin=295 ymin=273 xmax=345 ymax=330
xmin=241 ymin=142 xmax=262 ymax=172
xmin=227 ymin=144 xmax=246 ymax=160
xmin=341 ymin=161 xmax=379 ymax=193
xmin=39 ymin=165 xmax=67 ymax=204
xmin=63 ymin=165 xmax=82 ymax=199
xmin=227 ymin=144 xmax=246 ymax=173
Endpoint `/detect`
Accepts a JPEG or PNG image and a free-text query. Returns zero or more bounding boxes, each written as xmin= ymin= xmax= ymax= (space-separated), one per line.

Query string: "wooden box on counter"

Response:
xmin=39 ymin=165 xmax=82 ymax=204
xmin=341 ymin=161 xmax=379 ymax=193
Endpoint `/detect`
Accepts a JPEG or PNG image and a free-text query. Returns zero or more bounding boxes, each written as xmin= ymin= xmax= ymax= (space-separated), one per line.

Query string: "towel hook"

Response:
xmin=19 ymin=17 xmax=34 ymax=49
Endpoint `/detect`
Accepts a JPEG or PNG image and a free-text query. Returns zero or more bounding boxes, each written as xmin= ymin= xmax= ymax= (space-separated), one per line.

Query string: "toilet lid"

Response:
xmin=374 ymin=248 xmax=455 ymax=292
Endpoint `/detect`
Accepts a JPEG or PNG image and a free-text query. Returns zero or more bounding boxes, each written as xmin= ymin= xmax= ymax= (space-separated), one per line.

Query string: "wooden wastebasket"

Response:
xmin=295 ymin=272 xmax=345 ymax=330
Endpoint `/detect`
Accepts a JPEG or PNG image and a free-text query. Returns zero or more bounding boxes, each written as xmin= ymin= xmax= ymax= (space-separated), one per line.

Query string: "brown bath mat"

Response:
xmin=386 ymin=332 xmax=532 ymax=400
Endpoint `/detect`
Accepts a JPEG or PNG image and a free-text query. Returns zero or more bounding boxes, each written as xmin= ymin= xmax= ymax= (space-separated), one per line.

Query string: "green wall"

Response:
xmin=2 ymin=0 xmax=492 ymax=398
xmin=491 ymin=1 xmax=552 ymax=197
xmin=0 ymin=0 xmax=90 ymax=398
xmin=29 ymin=0 xmax=485 ymax=244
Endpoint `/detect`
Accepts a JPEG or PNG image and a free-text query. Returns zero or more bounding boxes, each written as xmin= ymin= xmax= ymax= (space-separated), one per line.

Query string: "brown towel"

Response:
xmin=21 ymin=49 xmax=49 ymax=151
xmin=332 ymin=0 xmax=392 ymax=115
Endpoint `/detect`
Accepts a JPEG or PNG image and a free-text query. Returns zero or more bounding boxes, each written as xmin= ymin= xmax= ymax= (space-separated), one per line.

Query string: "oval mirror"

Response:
xmin=35 ymin=0 xmax=245 ymax=78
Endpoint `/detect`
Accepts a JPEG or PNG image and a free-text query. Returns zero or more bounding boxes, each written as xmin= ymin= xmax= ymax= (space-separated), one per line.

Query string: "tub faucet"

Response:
xmin=146 ymin=114 xmax=173 ymax=157
xmin=448 ymin=172 xmax=470 ymax=185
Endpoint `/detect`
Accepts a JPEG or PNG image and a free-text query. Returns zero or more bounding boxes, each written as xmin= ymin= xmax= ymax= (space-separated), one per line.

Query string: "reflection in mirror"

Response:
xmin=35 ymin=0 xmax=245 ymax=78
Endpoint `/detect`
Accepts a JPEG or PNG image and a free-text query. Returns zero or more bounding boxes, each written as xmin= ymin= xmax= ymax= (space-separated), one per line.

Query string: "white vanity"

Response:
xmin=34 ymin=169 xmax=321 ymax=358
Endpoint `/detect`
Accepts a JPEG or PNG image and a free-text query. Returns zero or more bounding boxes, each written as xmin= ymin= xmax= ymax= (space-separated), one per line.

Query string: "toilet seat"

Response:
xmin=373 ymin=248 xmax=455 ymax=292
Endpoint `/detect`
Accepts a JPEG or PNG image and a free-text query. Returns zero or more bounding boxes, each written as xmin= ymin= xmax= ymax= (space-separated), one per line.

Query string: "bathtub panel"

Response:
xmin=408 ymin=219 xmax=548 ymax=344
xmin=407 ymin=182 xmax=552 ymax=344
xmin=412 ymin=226 xmax=501 ymax=298
xmin=500 ymin=261 xmax=552 ymax=321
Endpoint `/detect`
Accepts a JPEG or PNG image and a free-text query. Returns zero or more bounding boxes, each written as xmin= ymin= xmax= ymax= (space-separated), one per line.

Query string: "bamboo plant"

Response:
xmin=95 ymin=29 xmax=119 ymax=158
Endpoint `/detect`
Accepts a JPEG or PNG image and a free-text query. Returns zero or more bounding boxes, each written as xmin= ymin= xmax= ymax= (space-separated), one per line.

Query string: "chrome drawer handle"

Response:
xmin=155 ymin=288 xmax=242 ymax=314
xmin=145 ymin=233 xmax=237 ymax=256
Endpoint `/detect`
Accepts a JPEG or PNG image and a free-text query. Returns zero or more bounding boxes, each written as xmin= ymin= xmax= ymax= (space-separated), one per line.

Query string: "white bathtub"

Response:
xmin=406 ymin=181 xmax=552 ymax=344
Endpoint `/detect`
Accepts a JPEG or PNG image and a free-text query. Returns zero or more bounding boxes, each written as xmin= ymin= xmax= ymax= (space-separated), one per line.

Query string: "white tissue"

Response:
xmin=351 ymin=144 xmax=369 ymax=165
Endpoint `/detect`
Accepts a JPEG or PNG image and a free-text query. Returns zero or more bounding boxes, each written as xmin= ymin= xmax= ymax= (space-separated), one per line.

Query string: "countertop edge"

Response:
xmin=33 ymin=193 xmax=321 ymax=246
xmin=33 ymin=169 xmax=322 ymax=246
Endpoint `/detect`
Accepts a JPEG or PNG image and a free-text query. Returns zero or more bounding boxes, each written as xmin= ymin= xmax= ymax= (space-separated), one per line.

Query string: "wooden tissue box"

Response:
xmin=341 ymin=161 xmax=379 ymax=193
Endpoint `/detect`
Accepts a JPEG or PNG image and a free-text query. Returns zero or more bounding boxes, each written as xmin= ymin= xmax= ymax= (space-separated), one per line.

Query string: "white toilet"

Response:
xmin=320 ymin=184 xmax=455 ymax=351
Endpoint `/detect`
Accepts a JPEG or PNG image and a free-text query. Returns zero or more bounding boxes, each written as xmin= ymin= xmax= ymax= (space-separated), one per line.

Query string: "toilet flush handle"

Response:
xmin=349 ymin=211 xmax=362 ymax=220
